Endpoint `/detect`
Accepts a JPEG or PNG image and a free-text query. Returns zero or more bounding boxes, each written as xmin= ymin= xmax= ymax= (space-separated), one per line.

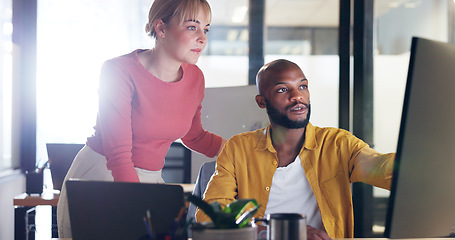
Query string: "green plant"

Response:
xmin=187 ymin=195 xmax=260 ymax=229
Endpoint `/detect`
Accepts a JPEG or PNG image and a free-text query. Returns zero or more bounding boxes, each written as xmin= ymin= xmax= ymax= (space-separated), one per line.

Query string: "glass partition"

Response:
xmin=36 ymin=0 xmax=155 ymax=164
xmin=36 ymin=0 xmax=342 ymax=163
xmin=264 ymin=0 xmax=340 ymax=128
xmin=372 ymin=0 xmax=452 ymax=234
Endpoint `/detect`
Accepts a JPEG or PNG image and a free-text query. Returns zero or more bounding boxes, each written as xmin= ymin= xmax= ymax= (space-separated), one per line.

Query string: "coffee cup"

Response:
xmin=255 ymin=213 xmax=306 ymax=240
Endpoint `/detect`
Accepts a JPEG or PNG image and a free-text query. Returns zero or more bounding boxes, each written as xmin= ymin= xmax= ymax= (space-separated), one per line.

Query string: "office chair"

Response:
xmin=186 ymin=160 xmax=216 ymax=236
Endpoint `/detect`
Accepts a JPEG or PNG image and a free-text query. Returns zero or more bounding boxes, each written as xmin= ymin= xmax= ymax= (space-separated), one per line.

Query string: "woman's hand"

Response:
xmin=216 ymin=138 xmax=228 ymax=156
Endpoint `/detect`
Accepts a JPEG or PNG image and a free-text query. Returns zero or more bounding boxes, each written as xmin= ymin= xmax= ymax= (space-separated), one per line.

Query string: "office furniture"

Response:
xmin=162 ymin=142 xmax=192 ymax=183
xmin=174 ymin=183 xmax=195 ymax=193
xmin=14 ymin=141 xmax=192 ymax=240
xmin=50 ymin=238 xmax=455 ymax=240
xmin=186 ymin=161 xmax=216 ymax=238
xmin=14 ymin=183 xmax=193 ymax=240
xmin=46 ymin=142 xmax=191 ymax=185
xmin=13 ymin=143 xmax=84 ymax=240
xmin=46 ymin=143 xmax=84 ymax=191
xmin=14 ymin=191 xmax=59 ymax=240
xmin=187 ymin=161 xmax=216 ymax=225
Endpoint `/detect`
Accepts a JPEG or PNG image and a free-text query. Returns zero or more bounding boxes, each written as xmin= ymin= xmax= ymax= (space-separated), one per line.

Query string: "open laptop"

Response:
xmin=66 ymin=180 xmax=185 ymax=240
xmin=384 ymin=37 xmax=455 ymax=238
xmin=46 ymin=143 xmax=84 ymax=190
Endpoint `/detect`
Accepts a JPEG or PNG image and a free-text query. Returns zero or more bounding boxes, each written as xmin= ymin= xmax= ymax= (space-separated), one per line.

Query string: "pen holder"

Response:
xmin=26 ymin=171 xmax=44 ymax=195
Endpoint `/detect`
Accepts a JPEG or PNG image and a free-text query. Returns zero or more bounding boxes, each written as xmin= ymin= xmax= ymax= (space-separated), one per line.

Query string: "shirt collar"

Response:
xmin=255 ymin=122 xmax=318 ymax=152
xmin=255 ymin=126 xmax=271 ymax=152
xmin=303 ymin=122 xmax=318 ymax=150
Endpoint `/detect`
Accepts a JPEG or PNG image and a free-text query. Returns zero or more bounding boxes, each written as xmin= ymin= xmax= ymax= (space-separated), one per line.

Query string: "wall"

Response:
xmin=191 ymin=85 xmax=269 ymax=181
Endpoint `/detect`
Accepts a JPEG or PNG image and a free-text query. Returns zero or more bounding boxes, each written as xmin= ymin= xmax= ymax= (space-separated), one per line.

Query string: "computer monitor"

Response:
xmin=46 ymin=143 xmax=84 ymax=190
xmin=384 ymin=37 xmax=455 ymax=238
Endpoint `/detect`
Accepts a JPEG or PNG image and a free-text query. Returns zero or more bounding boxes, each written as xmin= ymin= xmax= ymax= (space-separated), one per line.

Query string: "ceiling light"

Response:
xmin=231 ymin=6 xmax=248 ymax=23
xmin=226 ymin=30 xmax=238 ymax=41
xmin=405 ymin=0 xmax=421 ymax=8
xmin=388 ymin=1 xmax=400 ymax=8
xmin=239 ymin=29 xmax=249 ymax=42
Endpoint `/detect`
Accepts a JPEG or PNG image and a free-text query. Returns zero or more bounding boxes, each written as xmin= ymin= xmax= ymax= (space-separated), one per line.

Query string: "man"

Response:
xmin=196 ymin=59 xmax=395 ymax=239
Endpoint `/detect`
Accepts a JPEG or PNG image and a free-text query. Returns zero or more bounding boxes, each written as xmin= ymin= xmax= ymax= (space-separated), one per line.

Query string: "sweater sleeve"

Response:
xmin=180 ymin=66 xmax=223 ymax=157
xmin=181 ymin=103 xmax=222 ymax=158
xmin=98 ymin=60 xmax=139 ymax=182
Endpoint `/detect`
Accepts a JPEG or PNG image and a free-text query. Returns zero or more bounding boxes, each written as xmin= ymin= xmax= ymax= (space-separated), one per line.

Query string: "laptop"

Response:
xmin=66 ymin=180 xmax=185 ymax=240
xmin=46 ymin=143 xmax=84 ymax=190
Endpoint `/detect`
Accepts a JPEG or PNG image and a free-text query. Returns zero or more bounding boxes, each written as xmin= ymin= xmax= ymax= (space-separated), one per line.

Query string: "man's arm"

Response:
xmin=349 ymin=145 xmax=395 ymax=189
xmin=195 ymin=141 xmax=239 ymax=222
xmin=307 ymin=225 xmax=332 ymax=240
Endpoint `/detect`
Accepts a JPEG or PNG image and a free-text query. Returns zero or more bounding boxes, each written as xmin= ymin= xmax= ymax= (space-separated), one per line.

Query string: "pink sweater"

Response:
xmin=86 ymin=50 xmax=222 ymax=182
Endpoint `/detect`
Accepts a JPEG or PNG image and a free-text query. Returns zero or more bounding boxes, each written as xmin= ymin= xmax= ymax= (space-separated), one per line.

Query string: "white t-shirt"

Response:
xmin=264 ymin=156 xmax=324 ymax=230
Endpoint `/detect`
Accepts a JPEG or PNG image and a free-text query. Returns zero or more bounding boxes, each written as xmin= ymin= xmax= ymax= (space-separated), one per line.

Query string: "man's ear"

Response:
xmin=154 ymin=19 xmax=166 ymax=38
xmin=255 ymin=95 xmax=266 ymax=109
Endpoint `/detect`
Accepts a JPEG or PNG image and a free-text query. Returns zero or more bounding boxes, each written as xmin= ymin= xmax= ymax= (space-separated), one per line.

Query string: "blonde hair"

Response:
xmin=145 ymin=0 xmax=212 ymax=38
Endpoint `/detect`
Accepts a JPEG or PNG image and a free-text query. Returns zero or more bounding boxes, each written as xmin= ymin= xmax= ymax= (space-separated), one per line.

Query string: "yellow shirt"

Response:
xmin=196 ymin=123 xmax=395 ymax=238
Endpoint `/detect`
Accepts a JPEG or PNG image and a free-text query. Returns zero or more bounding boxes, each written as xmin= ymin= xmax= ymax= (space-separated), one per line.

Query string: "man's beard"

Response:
xmin=265 ymin=99 xmax=311 ymax=129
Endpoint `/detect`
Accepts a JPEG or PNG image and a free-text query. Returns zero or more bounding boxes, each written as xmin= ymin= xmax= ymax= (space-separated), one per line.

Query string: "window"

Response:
xmin=36 ymin=0 xmax=252 ymax=162
xmin=372 ymin=0 xmax=453 ymax=234
xmin=265 ymin=0 xmax=340 ymax=128
xmin=36 ymin=0 xmax=151 ymax=164
xmin=0 ymin=0 xmax=12 ymax=171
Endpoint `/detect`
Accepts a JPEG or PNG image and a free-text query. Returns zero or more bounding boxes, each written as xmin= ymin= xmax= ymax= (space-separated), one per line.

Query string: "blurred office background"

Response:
xmin=1 ymin=0 xmax=454 ymax=239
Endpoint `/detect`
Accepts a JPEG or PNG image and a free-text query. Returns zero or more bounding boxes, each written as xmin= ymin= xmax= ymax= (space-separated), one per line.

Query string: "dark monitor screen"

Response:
xmin=46 ymin=143 xmax=84 ymax=190
xmin=67 ymin=180 xmax=185 ymax=240
xmin=384 ymin=37 xmax=455 ymax=238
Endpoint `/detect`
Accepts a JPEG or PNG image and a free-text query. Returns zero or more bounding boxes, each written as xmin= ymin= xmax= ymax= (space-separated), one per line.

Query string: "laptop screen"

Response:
xmin=66 ymin=180 xmax=185 ymax=240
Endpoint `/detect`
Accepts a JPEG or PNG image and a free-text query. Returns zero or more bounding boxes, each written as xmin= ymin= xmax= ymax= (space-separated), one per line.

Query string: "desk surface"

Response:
xmin=14 ymin=183 xmax=194 ymax=208
xmin=51 ymin=238 xmax=455 ymax=240
xmin=14 ymin=191 xmax=59 ymax=207
xmin=173 ymin=183 xmax=195 ymax=193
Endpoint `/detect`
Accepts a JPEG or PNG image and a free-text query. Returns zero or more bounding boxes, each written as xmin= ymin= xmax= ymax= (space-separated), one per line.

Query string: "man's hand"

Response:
xmin=307 ymin=225 xmax=331 ymax=240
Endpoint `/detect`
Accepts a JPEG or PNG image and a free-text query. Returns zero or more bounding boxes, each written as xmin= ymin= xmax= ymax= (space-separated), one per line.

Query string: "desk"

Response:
xmin=50 ymin=238 xmax=455 ymax=240
xmin=14 ymin=192 xmax=59 ymax=206
xmin=14 ymin=191 xmax=60 ymax=240
xmin=173 ymin=183 xmax=195 ymax=193
xmin=15 ymin=184 xmax=193 ymax=240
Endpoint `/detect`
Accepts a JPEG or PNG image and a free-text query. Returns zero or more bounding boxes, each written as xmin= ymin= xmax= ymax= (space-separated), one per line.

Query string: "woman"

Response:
xmin=57 ymin=0 xmax=226 ymax=237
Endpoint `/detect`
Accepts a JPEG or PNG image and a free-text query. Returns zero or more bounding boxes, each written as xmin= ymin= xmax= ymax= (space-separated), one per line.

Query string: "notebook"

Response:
xmin=66 ymin=180 xmax=185 ymax=240
xmin=46 ymin=143 xmax=84 ymax=190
